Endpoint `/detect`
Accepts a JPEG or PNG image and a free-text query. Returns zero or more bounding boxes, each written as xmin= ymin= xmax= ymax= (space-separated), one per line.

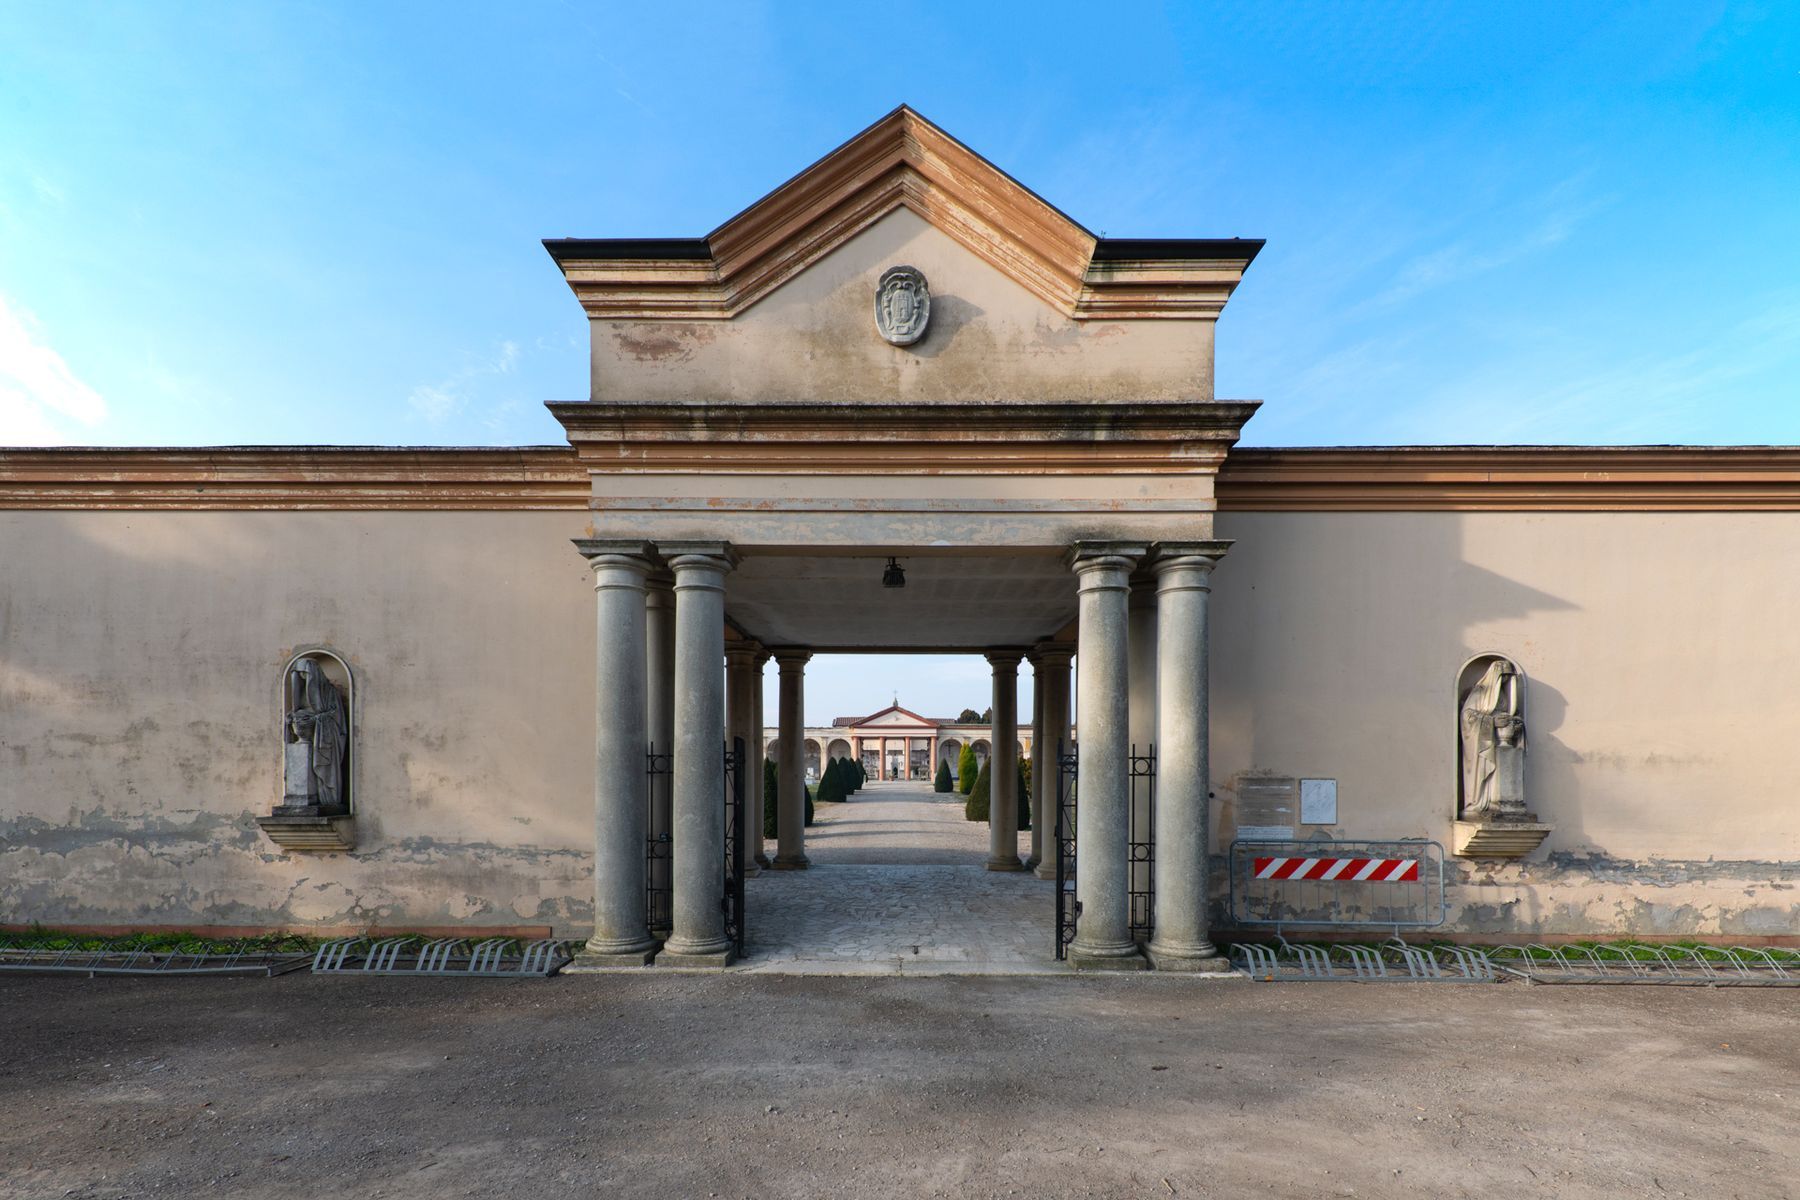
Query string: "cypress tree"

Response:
xmin=964 ymin=759 xmax=992 ymax=822
xmin=1017 ymin=755 xmax=1032 ymax=831
xmin=762 ymin=757 xmax=779 ymax=839
xmin=934 ymin=760 xmax=953 ymax=793
xmin=958 ymin=743 xmax=979 ymax=794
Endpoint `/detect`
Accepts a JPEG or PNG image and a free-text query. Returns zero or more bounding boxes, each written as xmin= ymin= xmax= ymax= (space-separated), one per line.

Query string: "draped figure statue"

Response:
xmin=1459 ymin=658 xmax=1526 ymax=820
xmin=283 ymin=658 xmax=349 ymax=812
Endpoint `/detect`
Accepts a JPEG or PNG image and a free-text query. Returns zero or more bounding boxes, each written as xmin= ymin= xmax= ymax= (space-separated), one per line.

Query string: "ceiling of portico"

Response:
xmin=726 ymin=552 xmax=1075 ymax=651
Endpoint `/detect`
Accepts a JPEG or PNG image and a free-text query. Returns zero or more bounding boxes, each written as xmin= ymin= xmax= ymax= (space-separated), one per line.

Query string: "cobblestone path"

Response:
xmin=743 ymin=781 xmax=1060 ymax=974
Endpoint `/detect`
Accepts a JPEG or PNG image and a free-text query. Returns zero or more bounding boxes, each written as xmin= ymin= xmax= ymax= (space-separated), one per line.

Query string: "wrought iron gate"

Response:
xmin=646 ymin=744 xmax=673 ymax=935
xmin=1054 ymin=742 xmax=1078 ymax=958
xmin=1128 ymin=745 xmax=1156 ymax=941
xmin=1053 ymin=741 xmax=1156 ymax=960
xmin=723 ymin=736 xmax=746 ymax=959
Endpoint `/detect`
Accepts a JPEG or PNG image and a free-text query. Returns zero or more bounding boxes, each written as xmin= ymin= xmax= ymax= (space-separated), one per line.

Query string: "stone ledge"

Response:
xmin=1453 ymin=819 xmax=1552 ymax=859
xmin=255 ymin=813 xmax=355 ymax=853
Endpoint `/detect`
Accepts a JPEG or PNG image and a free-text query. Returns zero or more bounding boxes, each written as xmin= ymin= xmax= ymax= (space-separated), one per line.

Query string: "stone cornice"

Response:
xmin=0 ymin=447 xmax=588 ymax=510
xmin=6 ymin=443 xmax=1800 ymax=511
xmin=544 ymin=107 xmax=1260 ymax=321
xmin=1216 ymin=447 xmax=1800 ymax=512
xmin=550 ymin=398 xmax=1259 ymax=475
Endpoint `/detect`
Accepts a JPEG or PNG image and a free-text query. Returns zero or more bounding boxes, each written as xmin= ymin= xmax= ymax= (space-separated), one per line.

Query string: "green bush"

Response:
xmin=762 ymin=758 xmax=779 ymax=839
xmin=964 ymin=759 xmax=992 ymax=822
xmin=958 ymin=743 xmax=979 ymax=794
xmin=934 ymin=760 xmax=953 ymax=793
xmin=1017 ymin=756 xmax=1032 ymax=831
xmin=817 ymin=758 xmax=845 ymax=804
xmin=804 ymin=783 xmax=815 ymax=827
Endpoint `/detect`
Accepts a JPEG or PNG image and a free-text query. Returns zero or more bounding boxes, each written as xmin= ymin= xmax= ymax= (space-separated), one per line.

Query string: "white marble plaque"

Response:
xmin=1300 ymin=778 xmax=1338 ymax=825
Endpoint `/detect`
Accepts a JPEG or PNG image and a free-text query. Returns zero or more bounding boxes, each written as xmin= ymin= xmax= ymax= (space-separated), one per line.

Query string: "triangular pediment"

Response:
xmin=546 ymin=106 xmax=1259 ymax=321
xmin=847 ymin=703 xmax=939 ymax=728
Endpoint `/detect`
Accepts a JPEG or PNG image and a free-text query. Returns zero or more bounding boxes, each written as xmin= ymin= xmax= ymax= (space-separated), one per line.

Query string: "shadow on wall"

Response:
xmin=1209 ymin=512 xmax=1581 ymax=846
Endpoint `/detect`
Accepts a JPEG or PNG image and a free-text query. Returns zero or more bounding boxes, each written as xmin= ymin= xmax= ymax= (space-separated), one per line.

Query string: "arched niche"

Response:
xmin=1452 ymin=652 xmax=1550 ymax=858
xmin=279 ymin=648 xmax=355 ymax=816
xmin=826 ymin=737 xmax=853 ymax=761
xmin=938 ymin=737 xmax=962 ymax=766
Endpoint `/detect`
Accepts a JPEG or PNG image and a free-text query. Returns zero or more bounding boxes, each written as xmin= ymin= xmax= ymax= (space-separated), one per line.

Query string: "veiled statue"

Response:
xmin=1458 ymin=656 xmax=1526 ymax=821
xmin=282 ymin=657 xmax=350 ymax=813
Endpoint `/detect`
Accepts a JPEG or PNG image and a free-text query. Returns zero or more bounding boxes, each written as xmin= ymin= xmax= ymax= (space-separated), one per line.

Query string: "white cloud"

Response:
xmin=407 ymin=340 xmax=520 ymax=425
xmin=0 ymin=293 xmax=107 ymax=445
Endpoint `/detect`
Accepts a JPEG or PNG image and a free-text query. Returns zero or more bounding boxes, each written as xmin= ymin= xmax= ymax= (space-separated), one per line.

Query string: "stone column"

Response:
xmin=725 ymin=646 xmax=760 ymax=879
xmin=1066 ymin=544 xmax=1147 ymax=970
xmin=1146 ymin=543 xmax=1233 ymax=972
xmin=774 ymin=651 xmax=811 ymax=869
xmin=1034 ymin=645 xmax=1073 ymax=880
xmin=1025 ymin=653 xmax=1045 ymax=872
xmin=576 ymin=540 xmax=658 ymax=965
xmin=644 ymin=571 xmax=676 ymax=934
xmin=751 ymin=651 xmax=771 ymax=868
xmin=986 ymin=652 xmax=1024 ymax=870
xmin=660 ymin=544 xmax=736 ymax=967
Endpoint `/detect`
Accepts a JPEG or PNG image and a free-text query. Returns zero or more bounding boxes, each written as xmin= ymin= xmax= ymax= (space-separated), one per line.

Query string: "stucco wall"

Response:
xmin=1209 ymin=511 xmax=1800 ymax=938
xmin=591 ymin=208 xmax=1217 ymax=405
xmin=0 ymin=511 xmax=599 ymax=936
xmin=3 ymin=506 xmax=1795 ymax=941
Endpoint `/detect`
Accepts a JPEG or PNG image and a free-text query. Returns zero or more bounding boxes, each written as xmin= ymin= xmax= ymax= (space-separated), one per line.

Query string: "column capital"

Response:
xmin=724 ymin=646 xmax=761 ymax=669
xmin=1151 ymin=539 xmax=1233 ymax=567
xmin=574 ymin=538 xmax=656 ymax=571
xmin=1066 ymin=541 xmax=1149 ymax=574
xmin=773 ymin=650 xmax=812 ymax=671
xmin=1032 ymin=641 xmax=1076 ymax=668
xmin=662 ymin=540 xmax=738 ymax=580
xmin=985 ymin=650 xmax=1025 ymax=672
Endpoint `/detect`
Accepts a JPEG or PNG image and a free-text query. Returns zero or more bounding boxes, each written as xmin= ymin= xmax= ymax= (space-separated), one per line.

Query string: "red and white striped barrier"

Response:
xmin=1252 ymin=855 xmax=1421 ymax=883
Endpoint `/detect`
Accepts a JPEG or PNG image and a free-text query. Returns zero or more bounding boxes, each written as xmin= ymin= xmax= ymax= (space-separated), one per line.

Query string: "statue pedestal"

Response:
xmin=256 ymin=812 xmax=355 ymax=852
xmin=1452 ymin=819 xmax=1551 ymax=859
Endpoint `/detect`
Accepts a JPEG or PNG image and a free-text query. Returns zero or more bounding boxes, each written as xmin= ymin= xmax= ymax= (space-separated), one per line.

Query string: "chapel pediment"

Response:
xmin=545 ymin=106 xmax=1261 ymax=323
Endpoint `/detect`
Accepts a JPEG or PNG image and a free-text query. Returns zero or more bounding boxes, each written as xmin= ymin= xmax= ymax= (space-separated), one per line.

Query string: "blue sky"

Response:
xmin=3 ymin=3 xmax=1796 ymax=720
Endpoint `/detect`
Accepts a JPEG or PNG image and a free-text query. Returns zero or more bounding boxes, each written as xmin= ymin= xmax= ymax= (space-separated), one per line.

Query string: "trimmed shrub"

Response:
xmin=804 ymin=783 xmax=815 ymax=827
xmin=934 ymin=760 xmax=953 ymax=793
xmin=818 ymin=758 xmax=846 ymax=804
xmin=958 ymin=743 xmax=979 ymax=794
xmin=1017 ymin=756 xmax=1032 ymax=831
xmin=964 ymin=759 xmax=992 ymax=822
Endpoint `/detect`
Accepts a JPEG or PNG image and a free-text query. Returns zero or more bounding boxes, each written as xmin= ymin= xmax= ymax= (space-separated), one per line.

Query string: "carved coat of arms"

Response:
xmin=874 ymin=265 xmax=930 ymax=346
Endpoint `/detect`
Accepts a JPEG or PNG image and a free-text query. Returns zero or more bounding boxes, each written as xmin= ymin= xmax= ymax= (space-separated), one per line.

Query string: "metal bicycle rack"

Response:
xmin=311 ymin=936 xmax=571 ymax=977
xmin=1487 ymin=943 xmax=1800 ymax=986
xmin=1232 ymin=937 xmax=1499 ymax=983
xmin=0 ymin=933 xmax=313 ymax=977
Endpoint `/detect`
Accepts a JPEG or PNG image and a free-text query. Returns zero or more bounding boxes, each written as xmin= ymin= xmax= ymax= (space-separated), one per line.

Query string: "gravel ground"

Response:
xmin=2 ymin=972 xmax=1794 ymax=1199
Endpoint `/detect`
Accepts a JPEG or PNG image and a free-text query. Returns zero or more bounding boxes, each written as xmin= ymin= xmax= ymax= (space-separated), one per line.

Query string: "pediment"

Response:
xmin=546 ymin=107 xmax=1260 ymax=322
xmin=851 ymin=704 xmax=939 ymax=728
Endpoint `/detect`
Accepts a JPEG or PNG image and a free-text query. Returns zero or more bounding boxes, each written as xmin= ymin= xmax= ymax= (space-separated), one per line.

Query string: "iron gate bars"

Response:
xmin=1054 ymin=742 xmax=1078 ymax=959
xmin=723 ymin=736 xmax=746 ymax=960
xmin=1053 ymin=742 xmax=1157 ymax=959
xmin=1228 ymin=838 xmax=1447 ymax=936
xmin=646 ymin=745 xmax=674 ymax=935
xmin=1127 ymin=745 xmax=1156 ymax=942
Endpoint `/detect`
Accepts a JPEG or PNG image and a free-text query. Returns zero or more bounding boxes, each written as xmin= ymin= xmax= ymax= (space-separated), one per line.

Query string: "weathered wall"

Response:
xmin=1209 ymin=511 xmax=1800 ymax=939
xmin=0 ymin=511 xmax=600 ymax=936
xmin=4 ymin=505 xmax=1796 ymax=941
xmin=591 ymin=208 xmax=1217 ymax=405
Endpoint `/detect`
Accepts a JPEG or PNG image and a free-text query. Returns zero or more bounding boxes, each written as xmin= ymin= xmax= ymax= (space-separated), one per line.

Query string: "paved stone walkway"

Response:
xmin=744 ymin=781 xmax=1061 ymax=974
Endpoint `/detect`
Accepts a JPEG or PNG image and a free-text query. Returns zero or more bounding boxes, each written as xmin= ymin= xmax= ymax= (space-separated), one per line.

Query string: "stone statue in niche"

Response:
xmin=874 ymin=265 xmax=930 ymax=346
xmin=1459 ymin=657 xmax=1527 ymax=821
xmin=281 ymin=657 xmax=349 ymax=814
